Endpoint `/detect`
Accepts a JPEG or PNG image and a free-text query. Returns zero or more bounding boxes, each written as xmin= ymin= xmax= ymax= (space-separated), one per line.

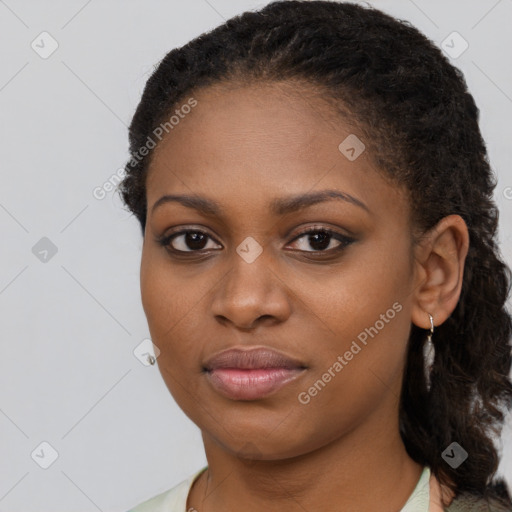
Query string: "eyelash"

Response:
xmin=155 ymin=225 xmax=355 ymax=257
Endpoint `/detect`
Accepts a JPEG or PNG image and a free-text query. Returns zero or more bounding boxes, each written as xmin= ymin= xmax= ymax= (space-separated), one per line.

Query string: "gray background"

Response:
xmin=1 ymin=1 xmax=511 ymax=511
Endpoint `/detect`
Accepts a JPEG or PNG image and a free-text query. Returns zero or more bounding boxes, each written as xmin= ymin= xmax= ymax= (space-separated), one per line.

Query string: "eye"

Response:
xmin=156 ymin=225 xmax=355 ymax=256
xmin=287 ymin=226 xmax=355 ymax=253
xmin=157 ymin=229 xmax=222 ymax=253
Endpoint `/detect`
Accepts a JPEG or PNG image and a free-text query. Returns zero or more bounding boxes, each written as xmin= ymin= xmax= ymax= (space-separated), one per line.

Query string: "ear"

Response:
xmin=411 ymin=214 xmax=469 ymax=330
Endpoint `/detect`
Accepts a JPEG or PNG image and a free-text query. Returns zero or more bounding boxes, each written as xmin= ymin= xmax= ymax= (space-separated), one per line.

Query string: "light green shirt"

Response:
xmin=128 ymin=465 xmax=432 ymax=512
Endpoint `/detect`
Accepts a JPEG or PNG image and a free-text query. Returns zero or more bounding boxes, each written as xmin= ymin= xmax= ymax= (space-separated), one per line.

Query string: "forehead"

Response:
xmin=147 ymin=81 xmax=344 ymax=176
xmin=145 ymin=81 xmax=408 ymax=223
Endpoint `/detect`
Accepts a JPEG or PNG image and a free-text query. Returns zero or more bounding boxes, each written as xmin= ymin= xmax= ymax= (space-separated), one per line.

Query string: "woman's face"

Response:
xmin=141 ymin=82 xmax=418 ymax=460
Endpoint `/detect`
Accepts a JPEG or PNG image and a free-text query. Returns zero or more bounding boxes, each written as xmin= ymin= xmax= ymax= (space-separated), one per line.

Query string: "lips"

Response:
xmin=203 ymin=347 xmax=305 ymax=371
xmin=203 ymin=347 xmax=307 ymax=401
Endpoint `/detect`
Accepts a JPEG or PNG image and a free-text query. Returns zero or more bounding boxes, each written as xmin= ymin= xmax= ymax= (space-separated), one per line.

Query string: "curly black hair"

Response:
xmin=119 ymin=1 xmax=512 ymax=507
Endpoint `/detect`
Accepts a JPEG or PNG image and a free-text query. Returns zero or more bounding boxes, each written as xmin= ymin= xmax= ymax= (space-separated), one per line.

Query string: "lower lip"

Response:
xmin=206 ymin=367 xmax=305 ymax=400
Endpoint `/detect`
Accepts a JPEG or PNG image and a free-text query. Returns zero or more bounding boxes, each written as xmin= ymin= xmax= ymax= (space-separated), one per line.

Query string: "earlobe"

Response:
xmin=411 ymin=214 xmax=469 ymax=330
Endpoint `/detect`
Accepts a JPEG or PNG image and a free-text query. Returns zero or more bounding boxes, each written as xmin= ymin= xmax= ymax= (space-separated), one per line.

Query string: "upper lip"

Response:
xmin=203 ymin=347 xmax=306 ymax=371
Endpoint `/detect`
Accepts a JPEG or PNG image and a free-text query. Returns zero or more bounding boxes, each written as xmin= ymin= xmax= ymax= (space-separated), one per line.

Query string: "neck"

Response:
xmin=188 ymin=402 xmax=424 ymax=512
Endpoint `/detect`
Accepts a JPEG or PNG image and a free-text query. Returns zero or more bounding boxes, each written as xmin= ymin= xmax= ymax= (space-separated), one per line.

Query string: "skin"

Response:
xmin=140 ymin=81 xmax=469 ymax=512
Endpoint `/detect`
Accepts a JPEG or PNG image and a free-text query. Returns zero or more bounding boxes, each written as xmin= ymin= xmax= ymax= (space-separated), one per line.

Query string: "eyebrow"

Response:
xmin=150 ymin=189 xmax=370 ymax=217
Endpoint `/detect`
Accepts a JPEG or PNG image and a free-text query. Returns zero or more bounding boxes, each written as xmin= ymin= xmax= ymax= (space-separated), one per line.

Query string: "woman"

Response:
xmin=120 ymin=1 xmax=512 ymax=510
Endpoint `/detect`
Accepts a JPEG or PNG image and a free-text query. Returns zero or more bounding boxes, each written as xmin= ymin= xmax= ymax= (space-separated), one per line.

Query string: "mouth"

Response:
xmin=203 ymin=347 xmax=307 ymax=401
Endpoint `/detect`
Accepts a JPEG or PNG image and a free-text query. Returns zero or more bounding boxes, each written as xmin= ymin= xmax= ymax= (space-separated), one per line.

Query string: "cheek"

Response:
xmin=297 ymin=238 xmax=413 ymax=396
xmin=140 ymin=247 xmax=196 ymax=332
xmin=292 ymin=302 xmax=411 ymax=451
xmin=140 ymin=250 xmax=189 ymax=355
xmin=139 ymin=248 xmax=216 ymax=373
xmin=305 ymin=248 xmax=411 ymax=342
xmin=140 ymin=252 xmax=209 ymax=415
xmin=140 ymin=263 xmax=174 ymax=338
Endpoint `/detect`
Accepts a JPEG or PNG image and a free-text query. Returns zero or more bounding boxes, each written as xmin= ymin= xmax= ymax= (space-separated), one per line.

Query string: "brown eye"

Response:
xmin=288 ymin=227 xmax=354 ymax=253
xmin=158 ymin=230 xmax=222 ymax=253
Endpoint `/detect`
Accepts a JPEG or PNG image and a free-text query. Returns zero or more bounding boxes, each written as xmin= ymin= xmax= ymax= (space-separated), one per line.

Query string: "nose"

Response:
xmin=210 ymin=249 xmax=292 ymax=330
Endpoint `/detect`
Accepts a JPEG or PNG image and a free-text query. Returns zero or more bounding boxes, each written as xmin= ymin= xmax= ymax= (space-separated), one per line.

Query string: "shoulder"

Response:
xmin=126 ymin=467 xmax=208 ymax=512
xmin=444 ymin=493 xmax=512 ymax=512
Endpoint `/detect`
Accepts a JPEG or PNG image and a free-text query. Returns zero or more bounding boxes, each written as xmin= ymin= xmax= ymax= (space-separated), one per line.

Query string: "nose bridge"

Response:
xmin=211 ymin=240 xmax=290 ymax=328
xmin=223 ymin=243 xmax=273 ymax=305
xmin=230 ymin=245 xmax=269 ymax=289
